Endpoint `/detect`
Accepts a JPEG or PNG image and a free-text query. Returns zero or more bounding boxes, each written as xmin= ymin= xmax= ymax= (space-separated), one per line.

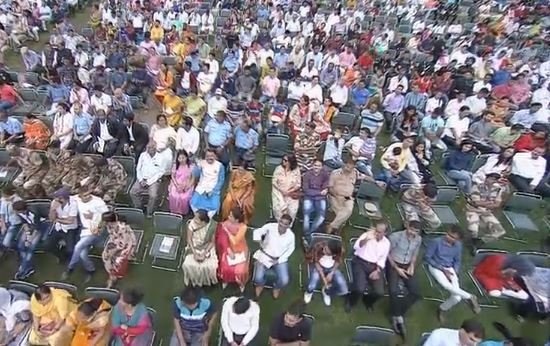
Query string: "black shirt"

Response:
xmin=269 ymin=313 xmax=312 ymax=343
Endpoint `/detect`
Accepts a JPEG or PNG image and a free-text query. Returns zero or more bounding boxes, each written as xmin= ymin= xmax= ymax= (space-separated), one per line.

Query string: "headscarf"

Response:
xmin=0 ymin=288 xmax=31 ymax=331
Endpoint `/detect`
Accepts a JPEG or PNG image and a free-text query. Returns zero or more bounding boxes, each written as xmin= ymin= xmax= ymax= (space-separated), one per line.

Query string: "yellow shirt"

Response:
xmin=150 ymin=26 xmax=164 ymax=42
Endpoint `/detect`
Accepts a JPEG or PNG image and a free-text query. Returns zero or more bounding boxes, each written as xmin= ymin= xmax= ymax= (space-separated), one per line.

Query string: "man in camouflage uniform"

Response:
xmin=466 ymin=172 xmax=506 ymax=245
xmin=61 ymin=155 xmax=100 ymax=193
xmin=6 ymin=144 xmax=48 ymax=196
xmin=92 ymin=157 xmax=128 ymax=203
xmin=41 ymin=140 xmax=74 ymax=196
xmin=401 ymin=183 xmax=441 ymax=230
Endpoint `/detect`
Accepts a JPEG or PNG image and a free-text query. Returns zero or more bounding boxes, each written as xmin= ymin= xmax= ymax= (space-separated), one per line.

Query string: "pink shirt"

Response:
xmin=339 ymin=52 xmax=357 ymax=69
xmin=262 ymin=76 xmax=281 ymax=97
xmin=353 ymin=233 xmax=390 ymax=268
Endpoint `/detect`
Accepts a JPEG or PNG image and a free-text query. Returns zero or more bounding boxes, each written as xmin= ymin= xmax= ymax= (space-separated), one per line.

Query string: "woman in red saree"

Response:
xmin=215 ymin=207 xmax=249 ymax=292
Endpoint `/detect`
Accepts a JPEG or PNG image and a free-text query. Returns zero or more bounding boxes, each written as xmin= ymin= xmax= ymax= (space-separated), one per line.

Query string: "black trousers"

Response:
xmin=348 ymin=256 xmax=385 ymax=308
xmin=47 ymin=229 xmax=79 ymax=262
xmin=386 ymin=262 xmax=422 ymax=317
xmin=508 ymin=174 xmax=550 ymax=197
xmin=221 ymin=333 xmax=257 ymax=346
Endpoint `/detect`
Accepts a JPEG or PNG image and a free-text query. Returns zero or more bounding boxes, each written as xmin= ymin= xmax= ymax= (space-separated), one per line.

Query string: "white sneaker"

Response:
xmin=303 ymin=292 xmax=313 ymax=304
xmin=322 ymin=289 xmax=331 ymax=306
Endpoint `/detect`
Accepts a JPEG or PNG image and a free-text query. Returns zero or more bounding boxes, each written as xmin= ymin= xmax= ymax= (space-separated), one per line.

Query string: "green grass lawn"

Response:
xmin=1 ymin=7 xmax=549 ymax=345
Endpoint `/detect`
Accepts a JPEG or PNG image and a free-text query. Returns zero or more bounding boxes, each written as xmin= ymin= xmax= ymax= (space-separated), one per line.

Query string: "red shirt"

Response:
xmin=514 ymin=133 xmax=546 ymax=152
xmin=0 ymin=84 xmax=17 ymax=104
xmin=473 ymin=254 xmax=520 ymax=291
xmin=358 ymin=52 xmax=374 ymax=70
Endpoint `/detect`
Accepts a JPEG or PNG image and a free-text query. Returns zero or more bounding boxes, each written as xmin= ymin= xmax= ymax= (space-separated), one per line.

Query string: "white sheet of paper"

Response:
xmin=227 ymin=251 xmax=246 ymax=266
xmin=159 ymin=237 xmax=174 ymax=253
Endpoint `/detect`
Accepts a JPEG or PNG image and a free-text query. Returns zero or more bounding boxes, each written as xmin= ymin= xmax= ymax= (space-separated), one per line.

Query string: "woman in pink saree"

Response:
xmin=215 ymin=207 xmax=249 ymax=292
xmin=146 ymin=47 xmax=162 ymax=78
xmin=168 ymin=150 xmax=195 ymax=215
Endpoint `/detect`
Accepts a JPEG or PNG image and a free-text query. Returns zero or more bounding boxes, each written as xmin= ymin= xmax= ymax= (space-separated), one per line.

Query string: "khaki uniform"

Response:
xmin=12 ymin=148 xmax=48 ymax=192
xmin=401 ymin=185 xmax=441 ymax=230
xmin=61 ymin=155 xmax=100 ymax=193
xmin=42 ymin=149 xmax=73 ymax=195
xmin=328 ymin=168 xmax=357 ymax=231
xmin=465 ymin=182 xmax=506 ymax=241
xmin=92 ymin=159 xmax=128 ymax=203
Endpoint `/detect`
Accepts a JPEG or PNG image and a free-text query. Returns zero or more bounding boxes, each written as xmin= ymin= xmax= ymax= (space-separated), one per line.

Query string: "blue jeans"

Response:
xmin=67 ymin=234 xmax=101 ymax=273
xmin=0 ymin=101 xmax=15 ymax=111
xmin=259 ymin=95 xmax=275 ymax=104
xmin=302 ymin=198 xmax=327 ymax=240
xmin=377 ymin=168 xmax=419 ymax=192
xmin=324 ymin=159 xmax=343 ymax=170
xmin=356 ymin=160 xmax=373 ymax=176
xmin=16 ymin=223 xmax=49 ymax=274
xmin=446 ymin=169 xmax=473 ymax=193
xmin=1 ymin=224 xmax=22 ymax=248
xmin=169 ymin=331 xmax=205 ymax=346
xmin=253 ymin=261 xmax=290 ymax=289
xmin=306 ymin=265 xmax=349 ymax=296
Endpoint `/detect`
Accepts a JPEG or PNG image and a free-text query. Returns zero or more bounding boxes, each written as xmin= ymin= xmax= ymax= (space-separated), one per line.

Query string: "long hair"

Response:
xmin=495 ymin=147 xmax=515 ymax=167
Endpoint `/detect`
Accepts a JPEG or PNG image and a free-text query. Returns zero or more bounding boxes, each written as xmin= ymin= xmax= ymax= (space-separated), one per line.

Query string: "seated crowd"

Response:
xmin=1 ymin=0 xmax=550 ymax=344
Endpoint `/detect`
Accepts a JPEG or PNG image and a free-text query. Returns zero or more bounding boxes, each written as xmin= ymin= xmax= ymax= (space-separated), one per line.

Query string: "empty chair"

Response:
xmin=331 ymin=112 xmax=357 ymax=131
xmin=149 ymin=212 xmax=184 ymax=271
xmin=502 ymin=192 xmax=543 ymax=233
xmin=350 ymin=326 xmax=396 ymax=345
xmin=353 ymin=180 xmax=385 ymax=229
xmin=516 ymin=251 xmax=549 ymax=268
xmin=114 ymin=207 xmax=145 ymax=229
xmin=263 ymin=134 xmax=290 ymax=177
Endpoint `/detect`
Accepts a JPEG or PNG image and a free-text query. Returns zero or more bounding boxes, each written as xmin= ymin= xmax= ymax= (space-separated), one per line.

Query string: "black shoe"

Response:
xmin=20 ymin=268 xmax=35 ymax=280
xmin=344 ymin=297 xmax=352 ymax=313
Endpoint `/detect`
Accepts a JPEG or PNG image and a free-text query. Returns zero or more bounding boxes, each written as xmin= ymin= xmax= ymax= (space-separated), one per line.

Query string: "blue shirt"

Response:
xmin=273 ymin=53 xmax=289 ymax=69
xmin=424 ymin=236 xmax=462 ymax=273
xmin=234 ymin=126 xmax=259 ymax=149
xmin=172 ymin=296 xmax=215 ymax=333
xmin=351 ymin=87 xmax=370 ymax=107
xmin=73 ymin=112 xmax=94 ymax=135
xmin=48 ymin=84 xmax=70 ymax=103
xmin=0 ymin=117 xmax=23 ymax=135
xmin=222 ymin=56 xmax=239 ymax=73
xmin=185 ymin=56 xmax=201 ymax=73
xmin=109 ymin=72 xmax=127 ymax=88
xmin=205 ymin=119 xmax=232 ymax=146
xmin=491 ymin=70 xmax=511 ymax=86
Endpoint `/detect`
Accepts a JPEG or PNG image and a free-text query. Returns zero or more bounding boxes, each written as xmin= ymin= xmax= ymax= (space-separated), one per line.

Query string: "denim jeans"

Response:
xmin=169 ymin=331 xmax=205 ymax=346
xmin=16 ymin=223 xmax=49 ymax=274
xmin=306 ymin=265 xmax=349 ymax=296
xmin=0 ymin=101 xmax=15 ymax=111
xmin=324 ymin=159 xmax=343 ymax=170
xmin=1 ymin=224 xmax=22 ymax=248
xmin=253 ymin=261 xmax=290 ymax=289
xmin=355 ymin=160 xmax=372 ymax=176
xmin=67 ymin=234 xmax=101 ymax=273
xmin=446 ymin=169 xmax=473 ymax=193
xmin=302 ymin=198 xmax=327 ymax=240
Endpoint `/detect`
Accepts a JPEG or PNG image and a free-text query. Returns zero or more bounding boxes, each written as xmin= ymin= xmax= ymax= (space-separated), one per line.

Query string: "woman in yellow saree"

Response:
xmin=221 ymin=164 xmax=256 ymax=223
xmin=68 ymin=298 xmax=112 ymax=346
xmin=154 ymin=64 xmax=175 ymax=104
xmin=162 ymin=89 xmax=184 ymax=127
xmin=29 ymin=285 xmax=77 ymax=346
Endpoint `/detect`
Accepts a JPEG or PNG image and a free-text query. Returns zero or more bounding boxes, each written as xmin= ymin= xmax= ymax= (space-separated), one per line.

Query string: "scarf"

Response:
xmin=0 ymin=288 xmax=30 ymax=331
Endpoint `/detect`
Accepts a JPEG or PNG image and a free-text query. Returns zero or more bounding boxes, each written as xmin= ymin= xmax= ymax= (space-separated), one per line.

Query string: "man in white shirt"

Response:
xmin=442 ymin=106 xmax=471 ymax=149
xmin=287 ymin=78 xmax=305 ymax=101
xmin=207 ymin=89 xmax=228 ymax=120
xmin=176 ymin=116 xmax=200 ymax=156
xmin=509 ymin=147 xmax=549 ymax=197
xmin=345 ymin=222 xmax=390 ymax=312
xmin=465 ymin=88 xmax=488 ymax=117
xmin=130 ymin=142 xmax=173 ymax=217
xmin=62 ymin=187 xmax=109 ymax=282
xmin=444 ymin=92 xmax=467 ymax=119
xmin=424 ymin=319 xmax=485 ymax=346
xmin=329 ymin=80 xmax=349 ymax=107
xmin=221 ymin=297 xmax=260 ymax=346
xmin=90 ymin=86 xmax=112 ymax=115
xmin=252 ymin=215 xmax=295 ymax=299
xmin=531 ymin=84 xmax=550 ymax=109
xmin=47 ymin=188 xmax=78 ymax=264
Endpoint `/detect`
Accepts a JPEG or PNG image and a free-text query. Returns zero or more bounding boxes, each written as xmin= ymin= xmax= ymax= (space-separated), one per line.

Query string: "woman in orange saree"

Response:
xmin=215 ymin=207 xmax=249 ymax=292
xmin=154 ymin=64 xmax=175 ymax=103
xmin=23 ymin=114 xmax=51 ymax=150
xmin=67 ymin=298 xmax=112 ymax=346
xmin=221 ymin=165 xmax=256 ymax=223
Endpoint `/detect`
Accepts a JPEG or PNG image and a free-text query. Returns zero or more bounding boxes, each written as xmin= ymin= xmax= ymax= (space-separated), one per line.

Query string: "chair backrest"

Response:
xmin=19 ymin=88 xmax=38 ymax=102
xmin=356 ymin=180 xmax=385 ymax=200
xmin=153 ymin=212 xmax=183 ymax=235
xmin=473 ymin=249 xmax=508 ymax=266
xmin=0 ymin=149 xmax=9 ymax=166
xmin=85 ymin=287 xmax=120 ymax=306
xmin=471 ymin=154 xmax=491 ymax=173
xmin=351 ymin=326 xmax=396 ymax=345
xmin=265 ymin=134 xmax=290 ymax=157
xmin=44 ymin=281 xmax=78 ymax=296
xmin=310 ymin=233 xmax=342 ymax=248
xmin=332 ymin=112 xmax=357 ymax=128
xmin=434 ymin=186 xmax=458 ymax=204
xmin=7 ymin=280 xmax=38 ymax=296
xmin=115 ymin=207 xmax=145 ymax=229
xmin=27 ymin=199 xmax=53 ymax=219
xmin=419 ymin=332 xmax=431 ymax=345
xmin=516 ymin=251 xmax=549 ymax=268
xmin=504 ymin=192 xmax=542 ymax=211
